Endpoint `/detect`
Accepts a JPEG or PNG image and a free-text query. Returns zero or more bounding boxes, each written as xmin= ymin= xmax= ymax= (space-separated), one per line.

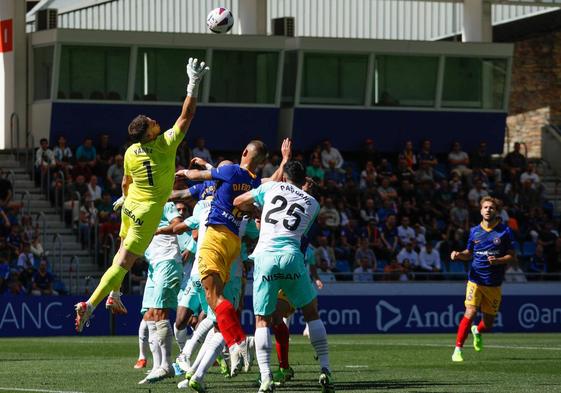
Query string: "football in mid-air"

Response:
xmin=207 ymin=7 xmax=234 ymax=34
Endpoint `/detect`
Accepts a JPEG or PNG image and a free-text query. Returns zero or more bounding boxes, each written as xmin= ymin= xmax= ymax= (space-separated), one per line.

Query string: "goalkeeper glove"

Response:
xmin=113 ymin=196 xmax=125 ymax=211
xmin=186 ymin=57 xmax=210 ymax=97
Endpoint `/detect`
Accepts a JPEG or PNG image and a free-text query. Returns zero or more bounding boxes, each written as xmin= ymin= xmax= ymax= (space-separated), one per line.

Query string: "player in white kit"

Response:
xmin=234 ymin=160 xmax=334 ymax=393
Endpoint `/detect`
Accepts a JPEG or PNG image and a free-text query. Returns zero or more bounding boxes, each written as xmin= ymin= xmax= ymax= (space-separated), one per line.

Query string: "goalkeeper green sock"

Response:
xmin=87 ymin=264 xmax=128 ymax=308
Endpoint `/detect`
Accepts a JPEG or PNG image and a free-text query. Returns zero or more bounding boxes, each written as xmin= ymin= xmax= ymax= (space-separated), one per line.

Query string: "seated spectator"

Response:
xmin=377 ymin=158 xmax=396 ymax=183
xmin=106 ymin=154 xmax=124 ymax=196
xmin=0 ymin=172 xmax=15 ymax=212
xmin=520 ymin=162 xmax=540 ymax=190
xmin=6 ymin=223 xmax=23 ymax=260
xmin=397 ymin=216 xmax=415 ymax=246
xmin=354 ymin=238 xmax=376 ymax=269
xmin=309 ymin=144 xmax=322 ymax=164
xmin=321 ymin=139 xmax=344 ymax=170
xmin=79 ymin=197 xmax=97 ymax=248
xmin=467 ymin=179 xmax=489 ymax=208
xmin=96 ymin=133 xmax=116 ymax=176
xmin=176 ymin=140 xmax=192 ymax=169
xmin=87 ymin=175 xmax=103 ymax=202
xmin=53 ymin=135 xmax=73 ymax=176
xmin=399 ymin=140 xmax=417 ymax=170
xmin=8 ymin=271 xmax=26 ymax=295
xmin=450 ymin=199 xmax=469 ymax=230
xmin=360 ymin=198 xmax=378 ymax=225
xmin=397 ymin=242 xmax=419 ymax=266
xmin=31 ymin=260 xmax=57 ymax=295
xmin=34 ymin=138 xmax=56 ymax=185
xmin=129 ymin=258 xmax=148 ymax=294
xmin=418 ymin=243 xmax=442 ymax=275
xmin=360 ymin=160 xmax=378 ymax=190
xmin=97 ymin=191 xmax=114 ymax=220
xmin=384 ymin=258 xmax=405 ymax=281
xmin=414 ymin=223 xmax=427 ymax=249
xmin=69 ymin=174 xmax=89 ymax=199
xmin=324 ymin=161 xmax=345 ymax=186
xmin=399 ymin=179 xmax=417 ymax=204
xmin=20 ymin=214 xmax=38 ymax=243
xmin=504 ymin=260 xmax=527 ymax=283
xmin=396 ymin=156 xmax=415 ymax=184
xmin=76 ymin=137 xmax=98 ymax=169
xmin=380 ymin=214 xmax=398 ymax=258
xmin=192 ymin=137 xmax=213 ymax=165
xmin=449 ymin=172 xmax=463 ymax=195
xmin=517 ymin=179 xmax=542 ymax=210
xmin=30 ymin=234 xmax=45 ymax=260
xmin=360 ymin=138 xmax=380 ymax=168
xmin=502 ymin=142 xmax=527 ymax=189
xmin=317 ymin=258 xmax=337 ymax=283
xmin=315 ymin=235 xmax=336 ymax=271
xmin=377 ymin=177 xmax=398 ymax=202
xmin=353 ymin=257 xmax=374 ymax=282
xmin=377 ymin=200 xmax=398 ymax=224
xmin=319 ymin=198 xmax=340 ymax=231
xmin=306 ymin=157 xmax=325 ymax=183
xmin=417 ymin=139 xmax=438 ymax=170
xmin=471 ymin=141 xmax=500 ymax=183
xmin=448 ymin=141 xmax=472 ymax=184
xmin=415 ymin=162 xmax=434 ymax=184
xmin=17 ymin=241 xmax=35 ymax=270
xmin=262 ymin=154 xmax=280 ymax=178
xmin=0 ymin=258 xmax=9 ymax=293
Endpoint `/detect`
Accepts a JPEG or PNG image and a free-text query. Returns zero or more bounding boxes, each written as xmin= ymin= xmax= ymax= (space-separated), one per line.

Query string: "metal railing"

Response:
xmin=69 ymin=255 xmax=81 ymax=295
xmin=6 ymin=170 xmax=16 ymax=198
xmin=51 ymin=233 xmax=64 ymax=282
xmin=20 ymin=190 xmax=31 ymax=216
xmin=103 ymin=234 xmax=116 ymax=269
xmin=10 ymin=112 xmax=19 ymax=152
xmin=28 ymin=133 xmax=35 ymax=182
xmin=36 ymin=212 xmax=47 ymax=246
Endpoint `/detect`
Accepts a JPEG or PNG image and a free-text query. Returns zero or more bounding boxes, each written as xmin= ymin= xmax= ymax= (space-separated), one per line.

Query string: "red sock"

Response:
xmin=215 ymin=300 xmax=246 ymax=348
xmin=455 ymin=317 xmax=472 ymax=348
xmin=477 ymin=320 xmax=489 ymax=333
xmin=272 ymin=322 xmax=290 ymax=369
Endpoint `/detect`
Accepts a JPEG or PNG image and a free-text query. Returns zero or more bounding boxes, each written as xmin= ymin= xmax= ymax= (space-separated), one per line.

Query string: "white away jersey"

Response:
xmin=250 ymin=182 xmax=319 ymax=257
xmin=186 ymin=199 xmax=212 ymax=279
xmin=144 ymin=202 xmax=181 ymax=265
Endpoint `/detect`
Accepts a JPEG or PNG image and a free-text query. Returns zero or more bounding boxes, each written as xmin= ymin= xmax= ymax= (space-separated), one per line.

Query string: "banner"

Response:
xmin=1 ymin=294 xmax=560 ymax=337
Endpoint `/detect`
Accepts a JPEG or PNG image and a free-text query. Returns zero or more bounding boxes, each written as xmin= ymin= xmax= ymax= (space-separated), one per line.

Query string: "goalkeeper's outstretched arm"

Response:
xmin=175 ymin=58 xmax=210 ymax=134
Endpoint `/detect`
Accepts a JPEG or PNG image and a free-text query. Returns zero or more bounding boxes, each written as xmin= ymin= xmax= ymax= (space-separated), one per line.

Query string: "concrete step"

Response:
xmin=0 ymin=160 xmax=20 ymax=168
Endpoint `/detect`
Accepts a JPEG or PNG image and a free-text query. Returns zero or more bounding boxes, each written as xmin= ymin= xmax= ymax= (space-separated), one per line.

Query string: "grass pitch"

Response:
xmin=0 ymin=334 xmax=560 ymax=393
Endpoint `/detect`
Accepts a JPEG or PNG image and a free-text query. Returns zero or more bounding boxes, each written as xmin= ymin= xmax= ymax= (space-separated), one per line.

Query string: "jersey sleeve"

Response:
xmin=188 ymin=183 xmax=204 ymax=200
xmin=157 ymin=124 xmax=184 ymax=151
xmin=185 ymin=216 xmax=200 ymax=229
xmin=466 ymin=228 xmax=475 ymax=251
xmin=250 ymin=182 xmax=275 ymax=207
xmin=303 ymin=201 xmax=321 ymax=236
xmin=123 ymin=149 xmax=132 ymax=176
xmin=164 ymin=202 xmax=181 ymax=223
xmin=210 ymin=165 xmax=237 ymax=182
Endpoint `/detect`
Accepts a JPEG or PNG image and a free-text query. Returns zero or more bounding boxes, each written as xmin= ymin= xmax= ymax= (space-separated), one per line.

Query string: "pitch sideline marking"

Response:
xmin=0 ymin=388 xmax=84 ymax=393
xmin=345 ymin=365 xmax=369 ymax=368
xmin=372 ymin=342 xmax=561 ymax=351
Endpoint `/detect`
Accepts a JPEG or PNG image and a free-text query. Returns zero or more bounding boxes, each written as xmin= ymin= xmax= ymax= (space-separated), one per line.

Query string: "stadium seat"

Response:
xmin=512 ymin=241 xmax=522 ymax=255
xmin=376 ymin=259 xmax=388 ymax=272
xmin=522 ymin=241 xmax=537 ymax=257
xmin=335 ymin=260 xmax=350 ymax=272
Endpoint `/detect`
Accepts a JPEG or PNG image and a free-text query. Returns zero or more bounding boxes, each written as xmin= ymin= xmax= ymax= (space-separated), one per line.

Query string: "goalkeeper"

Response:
xmin=75 ymin=58 xmax=209 ymax=332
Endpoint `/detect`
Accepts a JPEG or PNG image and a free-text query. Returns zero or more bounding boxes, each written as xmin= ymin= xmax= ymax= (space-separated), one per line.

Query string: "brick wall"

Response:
xmin=507 ymin=31 xmax=561 ymax=158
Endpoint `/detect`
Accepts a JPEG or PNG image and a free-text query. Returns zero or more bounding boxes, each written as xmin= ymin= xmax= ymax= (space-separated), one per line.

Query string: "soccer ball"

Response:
xmin=207 ymin=7 xmax=234 ymax=34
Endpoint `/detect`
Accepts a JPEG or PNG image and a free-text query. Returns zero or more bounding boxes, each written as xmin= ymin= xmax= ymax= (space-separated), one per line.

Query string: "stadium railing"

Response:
xmin=69 ymin=255 xmax=81 ymax=295
xmin=51 ymin=233 xmax=64 ymax=282
xmin=20 ymin=190 xmax=31 ymax=216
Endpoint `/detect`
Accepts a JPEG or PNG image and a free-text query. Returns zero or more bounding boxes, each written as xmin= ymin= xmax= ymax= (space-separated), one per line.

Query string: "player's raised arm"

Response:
xmin=262 ymin=138 xmax=292 ymax=183
xmin=175 ymin=169 xmax=213 ymax=181
xmin=233 ymin=190 xmax=256 ymax=212
xmin=155 ymin=216 xmax=184 ymax=235
xmin=450 ymin=249 xmax=473 ymax=261
xmin=174 ymin=58 xmax=210 ymax=134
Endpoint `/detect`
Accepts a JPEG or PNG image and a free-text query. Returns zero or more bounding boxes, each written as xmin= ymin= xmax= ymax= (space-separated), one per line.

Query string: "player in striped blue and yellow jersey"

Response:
xmin=450 ymin=196 xmax=516 ymax=362
xmin=74 ymin=58 xmax=209 ymax=332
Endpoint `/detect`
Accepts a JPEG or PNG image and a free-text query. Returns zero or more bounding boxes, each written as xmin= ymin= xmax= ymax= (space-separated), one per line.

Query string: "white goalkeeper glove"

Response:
xmin=186 ymin=57 xmax=210 ymax=97
xmin=113 ymin=196 xmax=125 ymax=211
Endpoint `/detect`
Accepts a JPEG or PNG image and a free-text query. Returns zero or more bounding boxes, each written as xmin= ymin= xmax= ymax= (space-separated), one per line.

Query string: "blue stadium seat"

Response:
xmin=512 ymin=241 xmax=522 ymax=255
xmin=522 ymin=241 xmax=537 ymax=257
xmin=376 ymin=259 xmax=388 ymax=272
xmin=448 ymin=262 xmax=465 ymax=273
xmin=335 ymin=260 xmax=351 ymax=272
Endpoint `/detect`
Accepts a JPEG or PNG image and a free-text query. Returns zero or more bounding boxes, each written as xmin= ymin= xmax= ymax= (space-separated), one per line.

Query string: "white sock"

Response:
xmin=189 ymin=329 xmax=215 ymax=373
xmin=308 ymin=319 xmax=330 ymax=372
xmin=283 ymin=316 xmax=291 ymax=327
xmin=182 ymin=317 xmax=214 ymax=361
xmin=147 ymin=321 xmax=161 ymax=372
xmin=155 ymin=319 xmax=173 ymax=371
xmin=138 ymin=319 xmax=149 ymax=360
xmin=174 ymin=324 xmax=189 ymax=351
xmin=193 ymin=332 xmax=225 ymax=381
xmin=255 ymin=327 xmax=272 ymax=381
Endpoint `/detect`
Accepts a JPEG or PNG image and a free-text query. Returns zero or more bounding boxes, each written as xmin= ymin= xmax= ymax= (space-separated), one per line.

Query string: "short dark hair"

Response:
xmin=40 ymin=138 xmax=48 ymax=144
xmin=283 ymin=160 xmax=306 ymax=186
xmin=128 ymin=115 xmax=150 ymax=143
xmin=248 ymin=140 xmax=268 ymax=165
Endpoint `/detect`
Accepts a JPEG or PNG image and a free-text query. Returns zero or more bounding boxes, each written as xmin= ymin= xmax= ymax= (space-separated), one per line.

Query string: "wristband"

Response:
xmin=204 ymin=163 xmax=213 ymax=171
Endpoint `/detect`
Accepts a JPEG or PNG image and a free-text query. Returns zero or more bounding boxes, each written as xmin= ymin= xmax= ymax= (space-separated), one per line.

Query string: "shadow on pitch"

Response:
xmin=278 ymin=380 xmax=486 ymax=392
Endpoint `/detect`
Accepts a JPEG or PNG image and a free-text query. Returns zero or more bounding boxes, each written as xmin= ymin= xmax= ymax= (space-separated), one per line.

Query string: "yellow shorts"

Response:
xmin=198 ymin=225 xmax=241 ymax=283
xmin=464 ymin=281 xmax=502 ymax=315
xmin=119 ymin=199 xmax=163 ymax=256
xmin=277 ymin=290 xmax=296 ymax=317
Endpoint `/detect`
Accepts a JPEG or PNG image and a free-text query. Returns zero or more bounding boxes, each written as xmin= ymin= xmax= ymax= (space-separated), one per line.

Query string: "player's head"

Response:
xmin=218 ymin=159 xmax=233 ymax=168
xmin=283 ymin=160 xmax=306 ymax=187
xmin=128 ymin=115 xmax=161 ymax=143
xmin=241 ymin=140 xmax=268 ymax=167
xmin=175 ymin=201 xmax=188 ymax=218
xmin=480 ymin=196 xmax=500 ymax=222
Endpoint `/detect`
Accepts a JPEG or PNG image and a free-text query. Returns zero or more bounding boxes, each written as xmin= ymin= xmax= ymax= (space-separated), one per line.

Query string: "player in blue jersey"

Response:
xmin=175 ymin=139 xmax=291 ymax=379
xmin=450 ymin=196 xmax=516 ymax=362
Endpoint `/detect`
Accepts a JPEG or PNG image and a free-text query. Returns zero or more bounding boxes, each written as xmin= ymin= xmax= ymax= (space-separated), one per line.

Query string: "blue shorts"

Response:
xmin=141 ymin=260 xmax=183 ymax=310
xmin=252 ymin=253 xmax=316 ymax=316
xmin=177 ymin=275 xmax=205 ymax=314
xmin=206 ymin=276 xmax=242 ymax=323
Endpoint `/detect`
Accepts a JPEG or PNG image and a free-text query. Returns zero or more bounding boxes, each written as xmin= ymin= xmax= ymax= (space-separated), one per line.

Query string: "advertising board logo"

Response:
xmin=376 ymin=300 xmax=402 ymax=332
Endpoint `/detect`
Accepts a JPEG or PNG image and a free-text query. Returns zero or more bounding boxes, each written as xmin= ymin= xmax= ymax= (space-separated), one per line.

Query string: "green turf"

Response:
xmin=0 ymin=334 xmax=560 ymax=392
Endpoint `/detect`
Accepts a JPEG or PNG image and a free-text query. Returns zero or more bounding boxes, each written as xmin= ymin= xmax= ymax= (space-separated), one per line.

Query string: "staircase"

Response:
xmin=541 ymin=164 xmax=561 ymax=217
xmin=0 ymin=151 xmax=99 ymax=295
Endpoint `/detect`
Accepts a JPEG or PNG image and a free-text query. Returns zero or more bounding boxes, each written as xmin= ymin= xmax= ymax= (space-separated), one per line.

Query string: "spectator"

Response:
xmin=262 ymin=154 xmax=280 ymax=178
xmin=360 ymin=138 xmax=380 ymax=168
xmin=319 ymin=198 xmax=340 ymax=231
xmin=321 ymin=139 xmax=344 ymax=169
xmin=16 ymin=241 xmax=35 ymax=269
xmin=53 ymin=135 xmax=73 ymax=176
xmin=449 ymin=172 xmax=463 ymax=195
xmin=377 ymin=177 xmax=398 ymax=202
xmin=397 ymin=242 xmax=419 ymax=266
xmin=377 ymin=158 xmax=396 ymax=182
xmin=450 ymin=199 xmax=469 ymax=230
xmin=306 ymin=157 xmax=325 ymax=183
xmin=8 ymin=271 xmax=26 ymax=295
xmin=317 ymin=258 xmax=337 ymax=283
xmin=504 ymin=259 xmax=527 ymax=282
xmin=70 ymin=175 xmax=88 ymax=199
xmin=34 ymin=138 xmax=56 ymax=185
xmin=6 ymin=223 xmax=23 ymax=260
xmin=417 ymin=139 xmax=438 ymax=169
xmin=502 ymin=142 xmax=527 ymax=188
xmin=106 ymin=154 xmax=124 ymax=196
xmin=399 ymin=140 xmax=417 ymax=170
xmin=467 ymin=179 xmax=489 ymax=208
xmin=384 ymin=257 xmax=405 ymax=281
xmin=517 ymin=178 xmax=542 ymax=210
xmin=397 ymin=216 xmax=415 ymax=246
xmin=448 ymin=141 xmax=472 ymax=184
xmin=396 ymin=156 xmax=415 ymax=184
xmin=96 ymin=133 xmax=116 ymax=176
xmin=334 ymin=235 xmax=354 ymax=267
xmin=30 ymin=234 xmax=45 ymax=260
xmin=315 ymin=236 xmax=336 ymax=271
xmin=87 ymin=175 xmax=103 ymax=202
xmin=360 ymin=198 xmax=378 ymax=225
xmin=176 ymin=140 xmax=192 ymax=169
xmin=470 ymin=141 xmax=499 ymax=183
xmin=380 ymin=214 xmax=398 ymax=258
xmin=520 ymin=162 xmax=540 ymax=190
xmin=129 ymin=258 xmax=148 ymax=294
xmin=31 ymin=260 xmax=57 ymax=295
xmin=353 ymin=257 xmax=374 ymax=282
xmin=76 ymin=137 xmax=97 ymax=169
xmin=192 ymin=137 xmax=213 ymax=165
xmin=324 ymin=160 xmax=345 ymax=186
xmin=360 ymin=160 xmax=378 ymax=190
xmin=414 ymin=223 xmax=427 ymax=249
xmin=418 ymin=243 xmax=442 ymax=275
xmin=79 ymin=198 xmax=97 ymax=248
xmin=354 ymin=238 xmax=377 ymax=269
xmin=377 ymin=200 xmax=398 ymax=224
xmin=0 ymin=257 xmax=9 ymax=293
xmin=0 ymin=173 xmax=14 ymax=211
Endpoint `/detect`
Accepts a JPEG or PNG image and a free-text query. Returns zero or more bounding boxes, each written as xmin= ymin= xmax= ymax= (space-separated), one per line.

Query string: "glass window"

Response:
xmin=373 ymin=55 xmax=438 ymax=107
xmin=442 ymin=57 xmax=507 ymax=109
xmin=301 ymin=53 xmax=368 ymax=105
xmin=135 ymin=48 xmax=206 ymax=102
xmin=209 ymin=51 xmax=279 ymax=104
xmin=281 ymin=51 xmax=298 ymax=107
xmin=33 ymin=46 xmax=54 ymax=101
xmin=58 ymin=46 xmax=129 ymax=100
